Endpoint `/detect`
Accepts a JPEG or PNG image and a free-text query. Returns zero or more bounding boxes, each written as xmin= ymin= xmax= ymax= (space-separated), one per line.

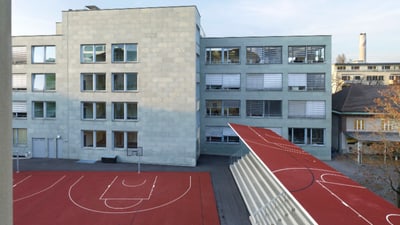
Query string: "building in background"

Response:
xmin=332 ymin=33 xmax=400 ymax=92
xmin=12 ymin=6 xmax=332 ymax=165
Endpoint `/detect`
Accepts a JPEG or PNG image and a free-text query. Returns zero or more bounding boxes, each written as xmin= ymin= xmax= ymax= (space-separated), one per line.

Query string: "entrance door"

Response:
xmin=32 ymin=138 xmax=47 ymax=158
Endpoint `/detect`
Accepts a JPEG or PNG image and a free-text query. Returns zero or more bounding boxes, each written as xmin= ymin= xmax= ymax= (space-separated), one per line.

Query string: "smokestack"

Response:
xmin=359 ymin=33 xmax=366 ymax=63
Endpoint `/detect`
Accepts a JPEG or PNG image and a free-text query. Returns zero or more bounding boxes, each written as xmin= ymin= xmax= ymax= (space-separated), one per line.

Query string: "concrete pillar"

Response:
xmin=0 ymin=0 xmax=13 ymax=224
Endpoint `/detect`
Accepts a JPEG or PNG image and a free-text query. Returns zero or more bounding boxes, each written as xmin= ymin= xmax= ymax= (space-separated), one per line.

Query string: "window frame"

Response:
xmin=288 ymin=73 xmax=325 ymax=91
xmin=12 ymin=101 xmax=27 ymax=119
xmin=12 ymin=73 xmax=27 ymax=91
xmin=13 ymin=128 xmax=28 ymax=146
xmin=206 ymin=100 xmax=240 ymax=117
xmin=32 ymin=73 xmax=56 ymax=92
xmin=32 ymin=101 xmax=56 ymax=119
xmin=112 ymin=73 xmax=138 ymax=92
xmin=205 ymin=126 xmax=240 ymax=144
xmin=82 ymin=130 xmax=107 ymax=149
xmin=31 ymin=45 xmax=56 ymax=63
xmin=288 ymin=45 xmax=325 ymax=64
xmin=12 ymin=46 xmax=27 ymax=64
xmin=288 ymin=127 xmax=325 ymax=145
xmin=113 ymin=131 xmax=138 ymax=150
xmin=112 ymin=43 xmax=138 ymax=63
xmin=246 ymin=73 xmax=283 ymax=91
xmin=112 ymin=102 xmax=138 ymax=121
xmin=81 ymin=44 xmax=106 ymax=63
xmin=288 ymin=100 xmax=326 ymax=119
xmin=81 ymin=73 xmax=106 ymax=91
xmin=205 ymin=74 xmax=241 ymax=90
xmin=246 ymin=100 xmax=282 ymax=118
xmin=81 ymin=102 xmax=106 ymax=120
xmin=205 ymin=47 xmax=240 ymax=64
xmin=246 ymin=46 xmax=282 ymax=64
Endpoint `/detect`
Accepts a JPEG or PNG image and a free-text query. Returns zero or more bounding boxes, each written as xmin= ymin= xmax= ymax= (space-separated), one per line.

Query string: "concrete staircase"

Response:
xmin=230 ymin=152 xmax=316 ymax=225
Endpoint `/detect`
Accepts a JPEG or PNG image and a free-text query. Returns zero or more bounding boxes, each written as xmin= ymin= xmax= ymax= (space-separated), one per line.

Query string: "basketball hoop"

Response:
xmin=127 ymin=147 xmax=143 ymax=173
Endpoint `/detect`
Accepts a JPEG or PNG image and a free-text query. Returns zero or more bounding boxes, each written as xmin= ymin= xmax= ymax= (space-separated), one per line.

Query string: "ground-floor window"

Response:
xmin=113 ymin=131 xmax=138 ymax=149
xmin=82 ymin=130 xmax=106 ymax=148
xmin=288 ymin=128 xmax=324 ymax=145
xmin=205 ymin=126 xmax=239 ymax=143
xmin=13 ymin=128 xmax=27 ymax=146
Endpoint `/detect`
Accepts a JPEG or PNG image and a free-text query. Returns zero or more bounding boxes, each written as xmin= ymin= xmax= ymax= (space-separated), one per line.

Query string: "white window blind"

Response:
xmin=12 ymin=74 xmax=27 ymax=89
xmin=288 ymin=101 xmax=306 ymax=117
xmin=12 ymin=101 xmax=27 ymax=112
xmin=206 ymin=74 xmax=222 ymax=86
xmin=246 ymin=74 xmax=264 ymax=90
xmin=222 ymin=74 xmax=240 ymax=88
xmin=306 ymin=101 xmax=325 ymax=118
xmin=205 ymin=127 xmax=222 ymax=136
xmin=264 ymin=74 xmax=282 ymax=89
xmin=288 ymin=74 xmax=307 ymax=87
xmin=12 ymin=46 xmax=27 ymax=64
xmin=223 ymin=127 xmax=236 ymax=136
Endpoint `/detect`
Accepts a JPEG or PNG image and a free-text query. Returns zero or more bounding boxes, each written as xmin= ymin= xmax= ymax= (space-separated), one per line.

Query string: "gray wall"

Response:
xmin=0 ymin=0 xmax=12 ymax=224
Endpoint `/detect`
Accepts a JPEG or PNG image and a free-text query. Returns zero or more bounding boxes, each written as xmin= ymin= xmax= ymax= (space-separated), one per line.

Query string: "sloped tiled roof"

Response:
xmin=332 ymin=85 xmax=386 ymax=113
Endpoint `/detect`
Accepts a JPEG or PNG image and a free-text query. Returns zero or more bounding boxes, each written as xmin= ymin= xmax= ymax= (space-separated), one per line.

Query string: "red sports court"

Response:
xmin=230 ymin=123 xmax=400 ymax=225
xmin=13 ymin=171 xmax=219 ymax=225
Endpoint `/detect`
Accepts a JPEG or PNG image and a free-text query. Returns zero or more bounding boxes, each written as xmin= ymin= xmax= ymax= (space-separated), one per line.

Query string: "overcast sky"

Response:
xmin=12 ymin=0 xmax=400 ymax=63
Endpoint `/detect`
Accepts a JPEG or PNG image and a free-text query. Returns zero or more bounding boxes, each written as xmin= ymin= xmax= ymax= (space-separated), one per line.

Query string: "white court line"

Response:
xmin=14 ymin=175 xmax=66 ymax=202
xmin=122 ymin=178 xmax=147 ymax=188
xmin=100 ymin=176 xmax=158 ymax=201
xmin=320 ymin=173 xmax=366 ymax=189
xmin=13 ymin=175 xmax=32 ymax=187
xmin=68 ymin=175 xmax=192 ymax=214
xmin=386 ymin=214 xmax=400 ymax=225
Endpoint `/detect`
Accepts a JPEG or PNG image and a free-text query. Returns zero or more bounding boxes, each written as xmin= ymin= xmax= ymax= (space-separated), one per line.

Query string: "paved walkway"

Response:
xmin=13 ymin=155 xmax=251 ymax=225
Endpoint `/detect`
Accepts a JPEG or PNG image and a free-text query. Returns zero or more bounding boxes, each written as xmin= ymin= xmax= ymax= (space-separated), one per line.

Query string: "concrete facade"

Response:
xmin=0 ymin=0 xmax=12 ymax=224
xmin=12 ymin=6 xmax=201 ymax=166
xmin=200 ymin=36 xmax=332 ymax=160
xmin=12 ymin=6 xmax=332 ymax=165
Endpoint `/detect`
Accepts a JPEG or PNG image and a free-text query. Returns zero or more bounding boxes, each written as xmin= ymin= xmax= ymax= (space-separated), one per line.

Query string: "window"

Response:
xmin=32 ymin=45 xmax=55 ymax=63
xmin=205 ymin=74 xmax=240 ymax=90
xmin=381 ymin=119 xmax=394 ymax=131
xmin=113 ymin=131 xmax=138 ymax=149
xmin=81 ymin=44 xmax=106 ymax=63
xmin=113 ymin=102 xmax=138 ymax=120
xmin=368 ymin=65 xmax=377 ymax=70
xmin=81 ymin=73 xmax=106 ymax=91
xmin=12 ymin=46 xmax=27 ymax=64
xmin=12 ymin=74 xmax=27 ymax=91
xmin=12 ymin=101 xmax=27 ymax=118
xmin=382 ymin=65 xmax=391 ymax=70
xmin=206 ymin=100 xmax=240 ymax=117
xmin=112 ymin=73 xmax=137 ymax=91
xmin=288 ymin=73 xmax=325 ymax=91
xmin=246 ymin=100 xmax=282 ymax=117
xmin=354 ymin=119 xmax=365 ymax=130
xmin=246 ymin=74 xmax=282 ymax=91
xmin=337 ymin=66 xmax=346 ymax=70
xmin=32 ymin=73 xmax=56 ymax=91
xmin=351 ymin=66 xmax=360 ymax=70
xmin=33 ymin=101 xmax=56 ymax=118
xmin=288 ymin=128 xmax=324 ymax=145
xmin=205 ymin=127 xmax=239 ymax=143
xmin=341 ymin=75 xmax=350 ymax=81
xmin=205 ymin=47 xmax=240 ymax=64
xmin=112 ymin=44 xmax=137 ymax=62
xmin=82 ymin=130 xmax=106 ymax=148
xmin=288 ymin=46 xmax=324 ymax=63
xmin=13 ymin=128 xmax=27 ymax=146
xmin=82 ymin=102 xmax=106 ymax=120
xmin=246 ymin=46 xmax=282 ymax=64
xmin=288 ymin=101 xmax=325 ymax=119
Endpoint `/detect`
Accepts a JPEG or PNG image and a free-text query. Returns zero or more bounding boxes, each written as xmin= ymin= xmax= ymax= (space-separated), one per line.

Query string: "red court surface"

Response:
xmin=13 ymin=171 xmax=220 ymax=225
xmin=230 ymin=123 xmax=400 ymax=225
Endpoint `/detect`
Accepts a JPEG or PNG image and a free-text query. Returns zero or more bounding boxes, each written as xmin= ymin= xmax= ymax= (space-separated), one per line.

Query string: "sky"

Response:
xmin=11 ymin=0 xmax=400 ymax=63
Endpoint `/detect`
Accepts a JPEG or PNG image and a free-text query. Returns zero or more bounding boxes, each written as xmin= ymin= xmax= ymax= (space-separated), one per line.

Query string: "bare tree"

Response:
xmin=368 ymin=85 xmax=400 ymax=207
xmin=336 ymin=53 xmax=347 ymax=63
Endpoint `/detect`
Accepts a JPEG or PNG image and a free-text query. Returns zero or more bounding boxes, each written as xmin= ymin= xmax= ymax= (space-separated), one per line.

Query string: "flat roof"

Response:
xmin=229 ymin=123 xmax=400 ymax=225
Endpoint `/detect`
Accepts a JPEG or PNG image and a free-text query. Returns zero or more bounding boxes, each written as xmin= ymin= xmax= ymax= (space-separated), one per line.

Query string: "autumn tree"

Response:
xmin=369 ymin=85 xmax=400 ymax=207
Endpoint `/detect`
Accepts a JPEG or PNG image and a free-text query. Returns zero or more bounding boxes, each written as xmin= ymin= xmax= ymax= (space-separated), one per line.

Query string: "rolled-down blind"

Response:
xmin=222 ymin=74 xmax=240 ymax=88
xmin=205 ymin=127 xmax=222 ymax=137
xmin=205 ymin=74 xmax=222 ymax=86
xmin=223 ymin=127 xmax=236 ymax=136
xmin=12 ymin=74 xmax=27 ymax=89
xmin=12 ymin=101 xmax=27 ymax=113
xmin=288 ymin=74 xmax=307 ymax=87
xmin=264 ymin=73 xmax=282 ymax=89
xmin=246 ymin=74 xmax=263 ymax=89
xmin=288 ymin=101 xmax=306 ymax=117
xmin=306 ymin=101 xmax=325 ymax=118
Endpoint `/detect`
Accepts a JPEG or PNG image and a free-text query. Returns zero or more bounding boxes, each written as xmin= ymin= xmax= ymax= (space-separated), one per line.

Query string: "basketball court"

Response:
xmin=13 ymin=171 xmax=220 ymax=225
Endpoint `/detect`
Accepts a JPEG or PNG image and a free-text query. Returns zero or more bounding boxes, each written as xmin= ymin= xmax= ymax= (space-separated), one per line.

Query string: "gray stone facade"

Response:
xmin=12 ymin=6 xmax=332 ymax=166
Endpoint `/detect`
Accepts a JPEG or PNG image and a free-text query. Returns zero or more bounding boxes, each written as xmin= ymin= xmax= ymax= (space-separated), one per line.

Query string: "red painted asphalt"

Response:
xmin=230 ymin=123 xmax=400 ymax=225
